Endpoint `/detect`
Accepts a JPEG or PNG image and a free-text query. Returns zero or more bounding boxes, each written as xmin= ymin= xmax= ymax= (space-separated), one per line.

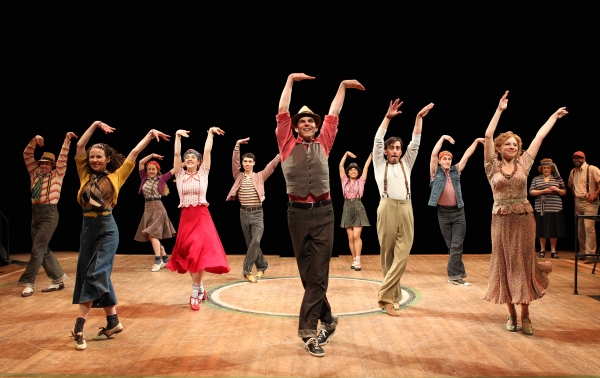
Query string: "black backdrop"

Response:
xmin=3 ymin=21 xmax=597 ymax=260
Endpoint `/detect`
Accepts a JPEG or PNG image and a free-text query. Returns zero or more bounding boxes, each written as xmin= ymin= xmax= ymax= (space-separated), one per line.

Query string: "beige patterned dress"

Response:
xmin=484 ymin=151 xmax=552 ymax=304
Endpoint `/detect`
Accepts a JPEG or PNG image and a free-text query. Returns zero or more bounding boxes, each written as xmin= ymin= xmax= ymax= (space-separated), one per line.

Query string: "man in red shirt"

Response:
xmin=276 ymin=73 xmax=364 ymax=357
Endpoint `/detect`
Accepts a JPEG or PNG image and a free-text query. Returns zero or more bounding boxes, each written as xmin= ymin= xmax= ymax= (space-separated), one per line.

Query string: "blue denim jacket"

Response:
xmin=428 ymin=165 xmax=464 ymax=208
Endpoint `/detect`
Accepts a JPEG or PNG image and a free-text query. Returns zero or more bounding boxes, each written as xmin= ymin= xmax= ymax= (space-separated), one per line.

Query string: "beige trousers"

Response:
xmin=574 ymin=198 xmax=599 ymax=256
xmin=376 ymin=197 xmax=414 ymax=305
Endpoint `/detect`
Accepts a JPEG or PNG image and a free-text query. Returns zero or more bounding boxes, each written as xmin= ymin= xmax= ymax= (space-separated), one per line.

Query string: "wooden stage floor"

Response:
xmin=0 ymin=251 xmax=599 ymax=378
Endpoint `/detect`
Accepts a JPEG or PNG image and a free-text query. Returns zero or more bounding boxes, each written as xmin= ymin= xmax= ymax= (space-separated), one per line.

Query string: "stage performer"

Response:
xmin=71 ymin=120 xmax=169 ymax=350
xmin=19 ymin=131 xmax=77 ymax=297
xmin=428 ymin=135 xmax=485 ymax=286
xmin=568 ymin=151 xmax=600 ymax=263
xmin=529 ymin=158 xmax=567 ymax=259
xmin=276 ymin=72 xmax=364 ymax=357
xmin=483 ymin=91 xmax=567 ymax=335
xmin=373 ymin=99 xmax=434 ymax=316
xmin=134 ymin=153 xmax=176 ymax=271
xmin=338 ymin=151 xmax=372 ymax=271
xmin=166 ymin=128 xmax=231 ymax=311
xmin=226 ymin=137 xmax=280 ymax=283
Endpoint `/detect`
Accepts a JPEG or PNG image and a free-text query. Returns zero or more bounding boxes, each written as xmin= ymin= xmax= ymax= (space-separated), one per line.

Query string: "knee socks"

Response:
xmin=155 ymin=257 xmax=162 ymax=265
xmin=162 ymin=254 xmax=169 ymax=263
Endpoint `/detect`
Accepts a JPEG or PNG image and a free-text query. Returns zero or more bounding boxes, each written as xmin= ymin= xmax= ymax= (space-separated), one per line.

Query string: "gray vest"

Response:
xmin=282 ymin=143 xmax=330 ymax=197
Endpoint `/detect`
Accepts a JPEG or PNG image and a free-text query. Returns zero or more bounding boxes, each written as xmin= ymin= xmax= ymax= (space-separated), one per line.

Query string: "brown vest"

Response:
xmin=282 ymin=143 xmax=330 ymax=197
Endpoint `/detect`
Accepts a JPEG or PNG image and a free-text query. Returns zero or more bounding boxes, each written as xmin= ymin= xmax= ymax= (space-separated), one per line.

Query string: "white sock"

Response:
xmin=192 ymin=284 xmax=200 ymax=298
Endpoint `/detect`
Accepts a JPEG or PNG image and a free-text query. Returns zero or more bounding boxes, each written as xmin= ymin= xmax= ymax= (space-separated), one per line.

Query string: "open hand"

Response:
xmin=418 ymin=103 xmax=435 ymax=118
xmin=475 ymin=138 xmax=485 ymax=145
xmin=151 ymin=130 xmax=171 ymax=142
xmin=176 ymin=130 xmax=190 ymax=138
xmin=151 ymin=153 xmax=165 ymax=160
xmin=209 ymin=127 xmax=225 ymax=136
xmin=346 ymin=151 xmax=357 ymax=158
xmin=555 ymin=107 xmax=568 ymax=119
xmin=96 ymin=121 xmax=116 ymax=135
xmin=342 ymin=80 xmax=365 ymax=91
xmin=386 ymin=99 xmax=403 ymax=119
xmin=290 ymin=73 xmax=315 ymax=81
xmin=236 ymin=137 xmax=250 ymax=146
xmin=66 ymin=132 xmax=78 ymax=140
xmin=498 ymin=91 xmax=509 ymax=111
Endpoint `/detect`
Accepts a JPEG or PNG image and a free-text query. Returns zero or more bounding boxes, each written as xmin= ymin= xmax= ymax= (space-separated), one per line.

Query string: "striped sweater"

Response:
xmin=24 ymin=135 xmax=72 ymax=205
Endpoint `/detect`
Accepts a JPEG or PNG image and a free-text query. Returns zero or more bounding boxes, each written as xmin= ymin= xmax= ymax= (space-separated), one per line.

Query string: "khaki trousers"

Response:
xmin=376 ymin=197 xmax=414 ymax=304
xmin=574 ymin=198 xmax=599 ymax=256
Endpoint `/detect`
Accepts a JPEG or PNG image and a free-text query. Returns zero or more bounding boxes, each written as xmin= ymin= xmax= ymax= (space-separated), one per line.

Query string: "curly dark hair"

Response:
xmin=85 ymin=143 xmax=126 ymax=174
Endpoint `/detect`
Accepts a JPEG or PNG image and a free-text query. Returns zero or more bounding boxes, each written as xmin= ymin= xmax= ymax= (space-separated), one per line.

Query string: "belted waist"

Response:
xmin=145 ymin=197 xmax=162 ymax=202
xmin=494 ymin=198 xmax=528 ymax=205
xmin=288 ymin=199 xmax=332 ymax=209
xmin=438 ymin=204 xmax=458 ymax=210
xmin=83 ymin=209 xmax=112 ymax=218
xmin=240 ymin=204 xmax=262 ymax=211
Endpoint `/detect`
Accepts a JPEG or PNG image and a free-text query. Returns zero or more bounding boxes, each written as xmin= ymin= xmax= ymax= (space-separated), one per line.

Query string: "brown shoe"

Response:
xmin=41 ymin=282 xmax=65 ymax=292
xmin=380 ymin=302 xmax=400 ymax=317
xmin=583 ymin=259 xmax=595 ymax=264
xmin=244 ymin=274 xmax=258 ymax=283
xmin=256 ymin=270 xmax=265 ymax=279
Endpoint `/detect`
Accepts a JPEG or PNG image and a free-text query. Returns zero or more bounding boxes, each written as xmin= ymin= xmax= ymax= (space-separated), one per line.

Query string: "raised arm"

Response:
xmin=361 ymin=152 xmax=373 ymax=181
xmin=233 ymin=137 xmax=249 ymax=177
xmin=139 ymin=153 xmax=164 ymax=171
xmin=278 ymin=73 xmax=315 ymax=113
xmin=55 ymin=132 xmax=78 ymax=176
xmin=24 ymin=135 xmax=44 ymax=175
xmin=524 ymin=107 xmax=569 ymax=160
xmin=328 ymin=80 xmax=365 ymax=116
xmin=457 ymin=138 xmax=485 ymax=173
xmin=339 ymin=151 xmax=356 ymax=179
xmin=173 ymin=130 xmax=189 ymax=172
xmin=430 ymin=135 xmax=455 ymax=176
xmin=413 ymin=103 xmax=434 ymax=136
xmin=202 ymin=127 xmax=225 ymax=169
xmin=484 ymin=91 xmax=508 ymax=163
xmin=127 ymin=129 xmax=170 ymax=163
xmin=379 ymin=99 xmax=403 ymax=131
xmin=76 ymin=121 xmax=115 ymax=157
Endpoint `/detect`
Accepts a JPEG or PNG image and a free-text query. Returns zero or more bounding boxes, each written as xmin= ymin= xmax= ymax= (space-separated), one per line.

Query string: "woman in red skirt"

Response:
xmin=167 ymin=128 xmax=230 ymax=311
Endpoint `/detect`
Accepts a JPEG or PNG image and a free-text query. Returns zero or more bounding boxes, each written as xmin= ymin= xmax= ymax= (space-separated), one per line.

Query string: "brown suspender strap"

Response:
xmin=383 ymin=161 xmax=410 ymax=199
xmin=383 ymin=162 xmax=389 ymax=197
xmin=399 ymin=161 xmax=410 ymax=200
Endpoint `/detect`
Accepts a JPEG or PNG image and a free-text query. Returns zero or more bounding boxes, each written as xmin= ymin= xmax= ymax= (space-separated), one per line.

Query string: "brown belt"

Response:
xmin=240 ymin=204 xmax=262 ymax=211
xmin=83 ymin=210 xmax=112 ymax=218
xmin=288 ymin=199 xmax=332 ymax=209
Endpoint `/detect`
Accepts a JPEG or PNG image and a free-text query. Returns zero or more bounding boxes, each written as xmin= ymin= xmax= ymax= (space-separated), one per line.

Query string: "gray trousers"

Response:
xmin=18 ymin=204 xmax=67 ymax=289
xmin=437 ymin=206 xmax=467 ymax=280
xmin=240 ymin=208 xmax=268 ymax=275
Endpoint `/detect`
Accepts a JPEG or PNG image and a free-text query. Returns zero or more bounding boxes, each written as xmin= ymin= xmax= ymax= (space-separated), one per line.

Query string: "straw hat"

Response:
xmin=37 ymin=152 xmax=56 ymax=165
xmin=291 ymin=106 xmax=321 ymax=127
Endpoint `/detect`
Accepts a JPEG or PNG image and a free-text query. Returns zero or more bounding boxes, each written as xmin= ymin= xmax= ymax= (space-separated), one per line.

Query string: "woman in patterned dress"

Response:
xmin=529 ymin=158 xmax=567 ymax=259
xmin=338 ymin=151 xmax=372 ymax=271
xmin=134 ymin=153 xmax=177 ymax=271
xmin=166 ymin=128 xmax=230 ymax=311
xmin=483 ymin=91 xmax=568 ymax=335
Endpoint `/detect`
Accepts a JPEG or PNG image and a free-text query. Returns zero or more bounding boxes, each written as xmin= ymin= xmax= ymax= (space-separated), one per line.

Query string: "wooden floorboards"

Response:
xmin=0 ymin=251 xmax=599 ymax=377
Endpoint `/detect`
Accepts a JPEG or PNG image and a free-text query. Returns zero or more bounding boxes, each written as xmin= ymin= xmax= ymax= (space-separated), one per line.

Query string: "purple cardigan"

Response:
xmin=138 ymin=169 xmax=173 ymax=197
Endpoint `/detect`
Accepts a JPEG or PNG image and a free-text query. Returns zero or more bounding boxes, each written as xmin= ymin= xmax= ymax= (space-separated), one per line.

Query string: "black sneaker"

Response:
xmin=302 ymin=337 xmax=325 ymax=357
xmin=317 ymin=328 xmax=336 ymax=345
xmin=448 ymin=279 xmax=470 ymax=286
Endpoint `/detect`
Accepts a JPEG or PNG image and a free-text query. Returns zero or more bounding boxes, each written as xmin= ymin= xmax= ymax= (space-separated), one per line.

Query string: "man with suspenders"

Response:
xmin=372 ymin=99 xmax=434 ymax=316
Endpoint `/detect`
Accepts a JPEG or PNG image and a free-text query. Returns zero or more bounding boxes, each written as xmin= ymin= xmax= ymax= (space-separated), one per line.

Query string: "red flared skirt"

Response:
xmin=167 ymin=205 xmax=230 ymax=274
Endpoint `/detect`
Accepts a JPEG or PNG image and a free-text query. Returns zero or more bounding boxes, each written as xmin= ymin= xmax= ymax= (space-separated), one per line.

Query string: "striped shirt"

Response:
xmin=237 ymin=175 xmax=261 ymax=206
xmin=529 ymin=175 xmax=565 ymax=214
xmin=24 ymin=135 xmax=71 ymax=205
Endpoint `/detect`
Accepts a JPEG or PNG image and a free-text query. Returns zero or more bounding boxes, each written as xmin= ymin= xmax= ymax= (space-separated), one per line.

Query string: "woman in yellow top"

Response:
xmin=71 ymin=120 xmax=169 ymax=351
